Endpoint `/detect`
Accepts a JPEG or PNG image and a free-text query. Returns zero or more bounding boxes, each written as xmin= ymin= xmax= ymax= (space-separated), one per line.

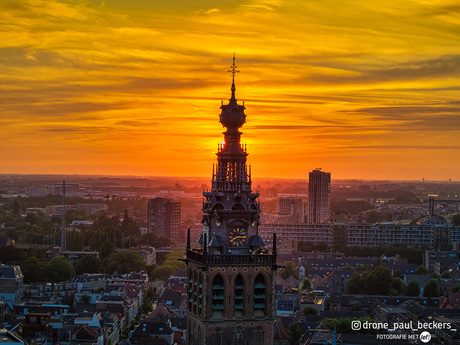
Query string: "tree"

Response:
xmin=149 ymin=249 xmax=186 ymax=281
xmin=75 ymin=255 xmax=101 ymax=275
xmin=21 ymin=256 xmax=46 ymax=283
xmin=341 ymin=246 xmax=425 ymax=266
xmin=67 ymin=230 xmax=84 ymax=251
xmin=146 ymin=287 xmax=156 ymax=300
xmin=392 ymin=277 xmax=404 ymax=295
xmin=321 ymin=316 xmax=383 ymax=335
xmin=451 ymin=215 xmax=460 ymax=226
xmin=351 ymin=302 xmax=362 ymax=311
xmin=423 ymin=279 xmax=440 ymax=298
xmin=393 ymin=269 xmax=404 ymax=280
xmin=388 ymin=288 xmax=399 ymax=296
xmin=441 ymin=271 xmax=452 ymax=279
xmin=12 ymin=200 xmax=20 ymax=214
xmin=331 ymin=200 xmax=375 ymax=215
xmin=289 ymin=322 xmax=302 ymax=344
xmin=45 ymin=257 xmax=75 ymax=282
xmin=139 ymin=232 xmax=171 ymax=248
xmin=415 ymin=265 xmax=429 ymax=275
xmin=141 ymin=298 xmax=153 ymax=315
xmin=406 ymin=280 xmax=421 ymax=297
xmin=299 ymin=278 xmax=312 ymax=291
xmin=303 ymin=306 xmax=317 ymax=315
xmin=121 ymin=210 xmax=140 ymax=237
xmin=150 ymin=265 xmax=175 ymax=281
xmin=347 ymin=273 xmax=364 ymax=294
xmin=81 ymin=294 xmax=90 ymax=304
xmin=99 ymin=239 xmax=116 ymax=259
xmin=452 ymin=284 xmax=460 ymax=293
xmin=280 ymin=261 xmax=299 ymax=280
xmin=105 ymin=250 xmax=145 ymax=274
xmin=0 ymin=246 xmax=25 ymax=264
xmin=24 ymin=213 xmax=38 ymax=225
xmin=363 ymin=266 xmax=393 ymax=295
xmin=365 ymin=211 xmax=381 ymax=224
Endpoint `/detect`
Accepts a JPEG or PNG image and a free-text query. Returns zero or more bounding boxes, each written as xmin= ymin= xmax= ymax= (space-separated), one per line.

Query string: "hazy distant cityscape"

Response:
xmin=1 ymin=172 xmax=459 ymax=344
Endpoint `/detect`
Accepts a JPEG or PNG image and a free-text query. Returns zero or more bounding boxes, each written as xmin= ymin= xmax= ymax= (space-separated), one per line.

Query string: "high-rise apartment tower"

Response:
xmin=307 ymin=169 xmax=331 ymax=223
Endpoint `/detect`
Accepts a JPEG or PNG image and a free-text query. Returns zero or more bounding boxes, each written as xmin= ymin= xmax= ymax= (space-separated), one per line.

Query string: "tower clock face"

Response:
xmin=229 ymin=227 xmax=247 ymax=247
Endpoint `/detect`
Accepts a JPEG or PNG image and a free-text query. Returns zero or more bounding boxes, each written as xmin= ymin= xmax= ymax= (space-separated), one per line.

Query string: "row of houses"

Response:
xmin=2 ymin=271 xmax=148 ymax=345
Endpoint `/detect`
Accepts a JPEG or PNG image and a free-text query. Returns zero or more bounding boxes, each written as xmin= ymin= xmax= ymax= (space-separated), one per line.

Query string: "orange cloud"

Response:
xmin=1 ymin=0 xmax=459 ymax=180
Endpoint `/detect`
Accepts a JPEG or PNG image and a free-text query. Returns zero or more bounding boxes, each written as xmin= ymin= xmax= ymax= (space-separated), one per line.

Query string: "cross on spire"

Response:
xmin=228 ymin=53 xmax=239 ymax=79
xmin=228 ymin=53 xmax=239 ymax=101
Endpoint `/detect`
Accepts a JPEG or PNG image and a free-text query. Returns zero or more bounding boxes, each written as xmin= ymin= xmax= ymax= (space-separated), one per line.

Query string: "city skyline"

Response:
xmin=1 ymin=0 xmax=460 ymax=181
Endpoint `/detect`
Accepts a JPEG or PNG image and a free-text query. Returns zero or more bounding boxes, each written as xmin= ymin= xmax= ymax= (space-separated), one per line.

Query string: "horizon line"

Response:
xmin=0 ymin=172 xmax=457 ymax=184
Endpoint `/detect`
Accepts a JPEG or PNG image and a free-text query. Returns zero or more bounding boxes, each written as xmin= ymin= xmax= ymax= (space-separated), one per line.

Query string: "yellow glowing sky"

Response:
xmin=1 ymin=0 xmax=460 ymax=180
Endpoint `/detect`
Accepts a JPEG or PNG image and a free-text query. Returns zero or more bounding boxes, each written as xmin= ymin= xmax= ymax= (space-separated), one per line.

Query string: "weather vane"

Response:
xmin=228 ymin=53 xmax=239 ymax=82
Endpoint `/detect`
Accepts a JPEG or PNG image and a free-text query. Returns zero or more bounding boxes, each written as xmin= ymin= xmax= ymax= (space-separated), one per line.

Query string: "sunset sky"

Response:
xmin=1 ymin=0 xmax=459 ymax=180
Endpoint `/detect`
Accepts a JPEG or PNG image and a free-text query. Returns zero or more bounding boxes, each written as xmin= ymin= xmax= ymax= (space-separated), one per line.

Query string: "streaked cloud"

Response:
xmin=0 ymin=0 xmax=459 ymax=180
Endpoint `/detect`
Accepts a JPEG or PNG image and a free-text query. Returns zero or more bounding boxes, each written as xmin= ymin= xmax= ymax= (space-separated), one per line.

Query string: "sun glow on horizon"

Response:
xmin=0 ymin=0 xmax=459 ymax=180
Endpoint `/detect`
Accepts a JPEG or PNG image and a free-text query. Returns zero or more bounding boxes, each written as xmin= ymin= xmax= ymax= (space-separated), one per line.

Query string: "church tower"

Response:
xmin=186 ymin=55 xmax=278 ymax=345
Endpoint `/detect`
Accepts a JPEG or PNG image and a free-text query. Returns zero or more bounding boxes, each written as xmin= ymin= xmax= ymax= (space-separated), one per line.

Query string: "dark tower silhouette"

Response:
xmin=429 ymin=197 xmax=435 ymax=216
xmin=186 ymin=55 xmax=278 ymax=345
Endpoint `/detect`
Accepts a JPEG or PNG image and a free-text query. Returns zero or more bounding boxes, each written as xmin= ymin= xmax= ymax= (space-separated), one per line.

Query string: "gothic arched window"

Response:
xmin=255 ymin=327 xmax=264 ymax=345
xmin=213 ymin=328 xmax=223 ymax=345
xmin=254 ymin=274 xmax=266 ymax=317
xmin=234 ymin=274 xmax=244 ymax=317
xmin=233 ymin=328 xmax=243 ymax=345
xmin=212 ymin=275 xmax=225 ymax=317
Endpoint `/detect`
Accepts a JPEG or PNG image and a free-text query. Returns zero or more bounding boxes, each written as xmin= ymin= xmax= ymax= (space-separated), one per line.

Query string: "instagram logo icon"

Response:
xmin=351 ymin=320 xmax=362 ymax=331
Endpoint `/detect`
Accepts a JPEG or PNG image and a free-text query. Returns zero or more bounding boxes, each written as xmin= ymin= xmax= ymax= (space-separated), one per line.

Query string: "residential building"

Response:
xmin=75 ymin=203 xmax=108 ymax=214
xmin=277 ymin=197 xmax=305 ymax=223
xmin=49 ymin=247 xmax=99 ymax=263
xmin=147 ymin=198 xmax=181 ymax=240
xmin=0 ymin=265 xmax=23 ymax=303
xmin=259 ymin=220 xmax=460 ymax=250
xmin=307 ymin=169 xmax=331 ymax=223
xmin=134 ymin=245 xmax=156 ymax=266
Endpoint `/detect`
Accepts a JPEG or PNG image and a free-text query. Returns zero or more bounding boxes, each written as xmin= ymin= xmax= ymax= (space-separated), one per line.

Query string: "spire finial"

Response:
xmin=228 ymin=53 xmax=239 ymax=101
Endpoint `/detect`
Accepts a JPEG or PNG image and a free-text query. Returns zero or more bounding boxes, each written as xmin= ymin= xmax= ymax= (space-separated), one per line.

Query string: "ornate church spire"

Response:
xmin=186 ymin=57 xmax=277 ymax=345
xmin=213 ymin=54 xmax=250 ymax=192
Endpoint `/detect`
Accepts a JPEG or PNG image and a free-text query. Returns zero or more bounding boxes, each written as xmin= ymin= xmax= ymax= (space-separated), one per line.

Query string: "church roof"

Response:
xmin=208 ymin=235 xmax=223 ymax=247
xmin=273 ymin=319 xmax=290 ymax=340
xmin=249 ymin=236 xmax=265 ymax=247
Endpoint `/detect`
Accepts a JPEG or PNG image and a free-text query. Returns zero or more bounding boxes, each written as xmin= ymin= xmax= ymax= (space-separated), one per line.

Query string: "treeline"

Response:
xmin=341 ymin=246 xmax=425 ymax=265
xmin=332 ymin=190 xmax=422 ymax=203
xmin=1 ymin=244 xmax=185 ymax=283
xmin=347 ymin=266 xmax=404 ymax=295
xmin=149 ymin=249 xmax=186 ymax=281
xmin=67 ymin=213 xmax=171 ymax=258
xmin=297 ymin=245 xmax=424 ymax=265
xmin=1 ymin=207 xmax=172 ymax=259
xmin=331 ymin=200 xmax=375 ymax=215
xmin=19 ymin=249 xmax=148 ymax=283
xmin=0 ymin=196 xmax=157 ymax=249
xmin=347 ymin=265 xmax=442 ymax=298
